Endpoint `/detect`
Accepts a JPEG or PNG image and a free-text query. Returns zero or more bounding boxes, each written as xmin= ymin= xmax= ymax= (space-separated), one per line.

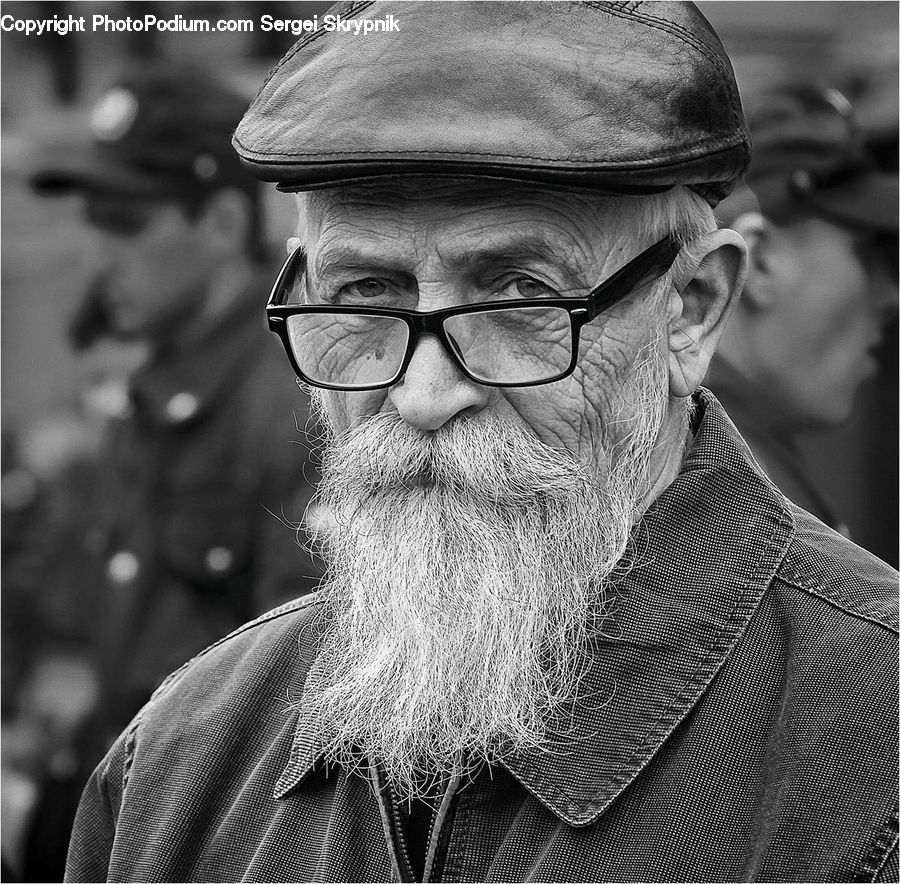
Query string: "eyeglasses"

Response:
xmin=266 ymin=236 xmax=681 ymax=391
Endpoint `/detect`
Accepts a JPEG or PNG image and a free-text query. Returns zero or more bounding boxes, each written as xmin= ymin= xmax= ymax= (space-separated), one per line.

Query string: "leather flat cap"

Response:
xmin=234 ymin=0 xmax=749 ymax=206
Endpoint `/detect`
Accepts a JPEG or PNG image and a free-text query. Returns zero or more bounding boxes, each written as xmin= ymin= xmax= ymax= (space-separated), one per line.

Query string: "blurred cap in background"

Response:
xmin=29 ymin=63 xmax=253 ymax=200
xmin=719 ymin=83 xmax=898 ymax=232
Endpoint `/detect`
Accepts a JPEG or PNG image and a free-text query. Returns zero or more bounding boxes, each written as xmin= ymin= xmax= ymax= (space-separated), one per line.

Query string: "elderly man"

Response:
xmin=65 ymin=4 xmax=898 ymax=883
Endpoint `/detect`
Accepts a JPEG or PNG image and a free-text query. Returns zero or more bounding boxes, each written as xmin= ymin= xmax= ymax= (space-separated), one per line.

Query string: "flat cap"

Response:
xmin=234 ymin=1 xmax=749 ymax=205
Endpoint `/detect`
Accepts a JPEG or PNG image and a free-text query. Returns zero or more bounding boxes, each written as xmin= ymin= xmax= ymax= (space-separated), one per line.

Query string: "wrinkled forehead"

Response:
xmin=296 ymin=178 xmax=648 ymax=235
xmin=292 ymin=177 xmax=656 ymax=266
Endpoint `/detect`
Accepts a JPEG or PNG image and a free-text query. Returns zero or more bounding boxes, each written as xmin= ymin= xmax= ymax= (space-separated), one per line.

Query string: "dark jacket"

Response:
xmin=88 ymin=288 xmax=322 ymax=738
xmin=65 ymin=392 xmax=898 ymax=883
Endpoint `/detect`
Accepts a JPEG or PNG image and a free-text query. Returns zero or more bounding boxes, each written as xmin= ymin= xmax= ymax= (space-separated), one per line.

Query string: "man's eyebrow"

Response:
xmin=440 ymin=234 xmax=564 ymax=273
xmin=313 ymin=234 xmax=572 ymax=279
xmin=313 ymin=245 xmax=408 ymax=281
xmin=444 ymin=234 xmax=590 ymax=293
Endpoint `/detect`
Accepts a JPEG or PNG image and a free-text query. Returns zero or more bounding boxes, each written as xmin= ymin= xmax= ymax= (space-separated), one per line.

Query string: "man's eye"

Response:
xmin=339 ymin=279 xmax=391 ymax=301
xmin=496 ymin=277 xmax=558 ymax=300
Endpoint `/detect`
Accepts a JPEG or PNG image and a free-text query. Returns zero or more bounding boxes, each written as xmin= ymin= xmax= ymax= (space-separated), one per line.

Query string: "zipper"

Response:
xmin=370 ymin=762 xmax=413 ymax=883
xmin=389 ymin=785 xmax=418 ymax=883
xmin=421 ymin=803 xmax=439 ymax=879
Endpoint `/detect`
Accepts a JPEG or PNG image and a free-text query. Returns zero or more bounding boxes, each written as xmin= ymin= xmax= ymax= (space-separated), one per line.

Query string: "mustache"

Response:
xmin=316 ymin=409 xmax=597 ymax=504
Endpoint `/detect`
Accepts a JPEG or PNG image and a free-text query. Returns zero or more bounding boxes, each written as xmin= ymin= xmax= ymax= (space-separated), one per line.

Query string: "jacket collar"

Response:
xmin=500 ymin=390 xmax=794 ymax=825
xmin=274 ymin=390 xmax=795 ymax=823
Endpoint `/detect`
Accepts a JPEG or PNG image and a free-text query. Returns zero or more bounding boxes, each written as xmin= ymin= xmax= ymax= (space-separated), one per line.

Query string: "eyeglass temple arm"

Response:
xmin=267 ymin=247 xmax=308 ymax=308
xmin=587 ymin=236 xmax=681 ymax=317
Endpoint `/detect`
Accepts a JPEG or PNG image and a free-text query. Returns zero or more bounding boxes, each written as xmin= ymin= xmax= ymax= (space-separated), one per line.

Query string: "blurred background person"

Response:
xmin=3 ymin=61 xmax=323 ymax=881
xmin=708 ymin=84 xmax=898 ymax=534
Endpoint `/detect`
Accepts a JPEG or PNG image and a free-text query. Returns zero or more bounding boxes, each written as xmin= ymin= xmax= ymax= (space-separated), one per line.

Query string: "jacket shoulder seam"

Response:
xmin=155 ymin=594 xmax=321 ymax=696
xmin=120 ymin=594 xmax=321 ymax=790
xmin=774 ymin=554 xmax=898 ymax=636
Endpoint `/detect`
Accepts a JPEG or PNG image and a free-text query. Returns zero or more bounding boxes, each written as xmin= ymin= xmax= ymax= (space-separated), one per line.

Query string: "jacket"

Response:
xmin=65 ymin=391 xmax=899 ymax=883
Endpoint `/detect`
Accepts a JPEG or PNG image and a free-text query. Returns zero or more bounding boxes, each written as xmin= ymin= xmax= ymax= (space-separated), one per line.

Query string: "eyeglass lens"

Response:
xmin=443 ymin=306 xmax=572 ymax=384
xmin=285 ymin=305 xmax=573 ymax=388
xmin=286 ymin=313 xmax=410 ymax=389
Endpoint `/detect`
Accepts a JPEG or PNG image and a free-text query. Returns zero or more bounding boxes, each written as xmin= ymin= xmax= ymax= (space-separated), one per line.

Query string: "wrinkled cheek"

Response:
xmin=309 ymin=388 xmax=362 ymax=436
xmin=329 ymin=389 xmax=390 ymax=433
xmin=504 ymin=371 xmax=603 ymax=462
xmin=582 ymin=330 xmax=667 ymax=447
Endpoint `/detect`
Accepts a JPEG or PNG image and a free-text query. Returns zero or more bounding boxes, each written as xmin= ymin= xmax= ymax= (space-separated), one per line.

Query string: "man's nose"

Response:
xmin=388 ymin=334 xmax=493 ymax=431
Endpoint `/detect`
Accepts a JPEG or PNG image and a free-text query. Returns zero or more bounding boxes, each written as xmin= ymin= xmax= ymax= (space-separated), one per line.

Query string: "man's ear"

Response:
xmin=666 ymin=228 xmax=748 ymax=397
xmin=286 ymin=236 xmax=301 ymax=256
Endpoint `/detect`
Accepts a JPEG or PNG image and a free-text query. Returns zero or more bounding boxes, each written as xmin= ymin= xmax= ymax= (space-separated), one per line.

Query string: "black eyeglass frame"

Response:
xmin=266 ymin=234 xmax=681 ymax=391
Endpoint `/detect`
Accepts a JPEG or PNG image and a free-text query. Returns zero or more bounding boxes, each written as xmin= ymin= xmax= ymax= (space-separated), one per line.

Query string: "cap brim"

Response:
xmin=808 ymin=171 xmax=899 ymax=233
xmin=29 ymin=142 xmax=190 ymax=199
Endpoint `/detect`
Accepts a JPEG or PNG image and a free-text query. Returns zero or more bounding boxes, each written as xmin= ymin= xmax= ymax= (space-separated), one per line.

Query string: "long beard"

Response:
xmin=303 ymin=342 xmax=669 ymax=799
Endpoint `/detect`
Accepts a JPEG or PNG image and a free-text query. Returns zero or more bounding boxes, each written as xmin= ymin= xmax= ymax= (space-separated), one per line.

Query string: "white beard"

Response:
xmin=303 ymin=341 xmax=670 ymax=799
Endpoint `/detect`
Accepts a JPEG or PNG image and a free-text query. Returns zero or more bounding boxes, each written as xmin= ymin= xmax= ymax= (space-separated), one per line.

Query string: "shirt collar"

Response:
xmin=274 ymin=390 xmax=795 ymax=822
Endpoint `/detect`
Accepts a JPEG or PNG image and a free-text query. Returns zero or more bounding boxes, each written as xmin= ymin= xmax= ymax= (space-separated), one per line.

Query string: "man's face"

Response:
xmin=83 ymin=192 xmax=217 ymax=341
xmin=298 ymin=179 xmax=673 ymax=467
xmin=762 ymin=216 xmax=896 ymax=428
xmin=293 ymin=180 xmax=688 ymax=797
